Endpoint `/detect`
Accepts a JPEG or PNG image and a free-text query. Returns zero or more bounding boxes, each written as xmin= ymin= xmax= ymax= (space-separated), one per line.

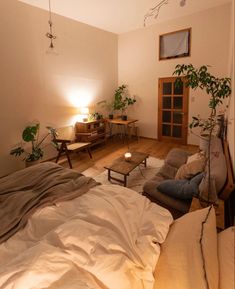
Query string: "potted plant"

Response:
xmin=113 ymin=84 xmax=136 ymax=120
xmin=88 ymin=112 xmax=103 ymax=121
xmin=97 ymin=100 xmax=115 ymax=119
xmin=10 ymin=123 xmax=57 ymax=166
xmin=173 ymin=64 xmax=231 ymax=204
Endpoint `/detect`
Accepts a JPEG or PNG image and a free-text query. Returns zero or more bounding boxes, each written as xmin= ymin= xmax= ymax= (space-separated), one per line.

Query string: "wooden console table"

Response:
xmin=75 ymin=119 xmax=106 ymax=146
xmin=189 ymin=197 xmax=224 ymax=230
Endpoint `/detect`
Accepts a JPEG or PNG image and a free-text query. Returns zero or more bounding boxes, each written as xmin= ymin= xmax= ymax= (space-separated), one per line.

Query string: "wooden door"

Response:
xmin=158 ymin=77 xmax=189 ymax=144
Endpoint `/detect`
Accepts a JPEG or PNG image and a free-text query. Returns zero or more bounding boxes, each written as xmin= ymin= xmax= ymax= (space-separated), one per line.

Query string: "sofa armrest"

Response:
xmin=143 ymin=180 xmax=191 ymax=216
xmin=165 ymin=148 xmax=190 ymax=169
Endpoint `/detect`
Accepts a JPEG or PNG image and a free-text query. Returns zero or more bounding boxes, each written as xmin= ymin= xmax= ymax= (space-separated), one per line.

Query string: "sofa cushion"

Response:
xmin=175 ymin=156 xmax=206 ymax=180
xmin=187 ymin=151 xmax=205 ymax=164
xmin=157 ymin=172 xmax=204 ymax=200
xmin=142 ymin=175 xmax=165 ymax=198
xmin=165 ymin=148 xmax=189 ymax=169
xmin=158 ymin=163 xmax=178 ymax=179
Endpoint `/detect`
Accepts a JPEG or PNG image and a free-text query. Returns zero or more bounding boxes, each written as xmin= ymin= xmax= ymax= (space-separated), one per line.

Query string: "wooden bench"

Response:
xmin=53 ymin=126 xmax=92 ymax=169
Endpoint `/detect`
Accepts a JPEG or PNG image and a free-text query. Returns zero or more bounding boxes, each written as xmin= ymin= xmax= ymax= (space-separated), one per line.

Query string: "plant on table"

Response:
xmin=113 ymin=84 xmax=136 ymax=120
xmin=10 ymin=123 xmax=57 ymax=164
xmin=97 ymin=100 xmax=115 ymax=119
xmin=88 ymin=112 xmax=103 ymax=121
xmin=173 ymin=64 xmax=231 ymax=204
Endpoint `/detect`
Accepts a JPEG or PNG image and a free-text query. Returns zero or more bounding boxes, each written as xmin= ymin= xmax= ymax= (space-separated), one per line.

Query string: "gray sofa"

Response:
xmin=143 ymin=137 xmax=227 ymax=219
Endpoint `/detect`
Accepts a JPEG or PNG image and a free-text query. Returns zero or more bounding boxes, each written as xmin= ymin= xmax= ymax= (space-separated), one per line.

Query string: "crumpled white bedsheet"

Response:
xmin=0 ymin=184 xmax=173 ymax=289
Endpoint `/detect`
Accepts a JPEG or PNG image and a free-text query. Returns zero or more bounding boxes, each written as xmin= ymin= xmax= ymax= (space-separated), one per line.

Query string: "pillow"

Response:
xmin=202 ymin=137 xmax=227 ymax=194
xmin=157 ymin=173 xmax=204 ymax=200
xmin=187 ymin=151 xmax=205 ymax=164
xmin=175 ymin=156 xmax=206 ymax=180
xmin=199 ymin=174 xmax=218 ymax=204
xmin=158 ymin=163 xmax=178 ymax=179
xmin=165 ymin=148 xmax=189 ymax=169
xmin=218 ymin=227 xmax=235 ymax=289
xmin=153 ymin=207 xmax=218 ymax=289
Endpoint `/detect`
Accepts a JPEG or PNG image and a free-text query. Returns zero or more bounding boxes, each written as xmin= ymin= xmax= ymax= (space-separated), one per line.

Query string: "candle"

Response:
xmin=124 ymin=152 xmax=132 ymax=162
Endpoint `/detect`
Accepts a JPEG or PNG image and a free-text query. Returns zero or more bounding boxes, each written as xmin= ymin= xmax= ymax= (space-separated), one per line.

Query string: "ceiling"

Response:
xmin=19 ymin=0 xmax=231 ymax=34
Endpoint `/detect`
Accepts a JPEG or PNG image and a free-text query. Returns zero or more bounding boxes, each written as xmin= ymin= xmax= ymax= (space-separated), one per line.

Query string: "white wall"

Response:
xmin=0 ymin=1 xmax=233 ymax=177
xmin=0 ymin=0 xmax=118 ymax=177
xmin=118 ymin=3 xmax=232 ymax=146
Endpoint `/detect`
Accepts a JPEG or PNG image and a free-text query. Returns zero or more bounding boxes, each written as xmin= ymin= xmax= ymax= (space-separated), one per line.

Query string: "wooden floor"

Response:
xmin=57 ymin=137 xmax=198 ymax=178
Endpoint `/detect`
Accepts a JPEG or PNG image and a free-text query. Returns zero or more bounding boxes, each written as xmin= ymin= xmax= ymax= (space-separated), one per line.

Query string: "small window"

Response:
xmin=159 ymin=28 xmax=191 ymax=60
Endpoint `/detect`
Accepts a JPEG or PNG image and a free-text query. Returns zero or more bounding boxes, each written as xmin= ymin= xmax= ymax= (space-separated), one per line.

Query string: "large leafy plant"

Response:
xmin=113 ymin=85 xmax=136 ymax=115
xmin=173 ymin=64 xmax=231 ymax=137
xmin=97 ymin=100 xmax=115 ymax=118
xmin=173 ymin=64 xmax=231 ymax=204
xmin=10 ymin=123 xmax=57 ymax=162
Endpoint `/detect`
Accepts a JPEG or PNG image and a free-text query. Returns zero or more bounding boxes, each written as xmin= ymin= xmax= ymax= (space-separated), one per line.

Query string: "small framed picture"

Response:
xmin=159 ymin=28 xmax=191 ymax=60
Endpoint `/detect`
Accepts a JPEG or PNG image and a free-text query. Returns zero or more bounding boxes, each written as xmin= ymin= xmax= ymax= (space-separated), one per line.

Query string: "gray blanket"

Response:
xmin=0 ymin=162 xmax=99 ymax=243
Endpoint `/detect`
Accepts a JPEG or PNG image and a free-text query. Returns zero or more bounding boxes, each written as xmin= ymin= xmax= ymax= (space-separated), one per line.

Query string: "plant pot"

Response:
xmin=121 ymin=115 xmax=127 ymax=121
xmin=25 ymin=159 xmax=40 ymax=168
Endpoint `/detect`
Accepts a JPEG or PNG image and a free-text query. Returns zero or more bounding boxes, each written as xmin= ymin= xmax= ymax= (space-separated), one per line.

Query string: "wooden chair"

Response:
xmin=53 ymin=126 xmax=92 ymax=169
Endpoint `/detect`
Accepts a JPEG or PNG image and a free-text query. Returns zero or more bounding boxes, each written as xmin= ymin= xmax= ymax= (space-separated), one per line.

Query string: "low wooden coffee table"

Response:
xmin=104 ymin=151 xmax=149 ymax=187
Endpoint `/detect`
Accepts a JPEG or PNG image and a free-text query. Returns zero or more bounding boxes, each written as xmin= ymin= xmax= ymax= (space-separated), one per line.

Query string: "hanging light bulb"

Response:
xmin=46 ymin=0 xmax=57 ymax=51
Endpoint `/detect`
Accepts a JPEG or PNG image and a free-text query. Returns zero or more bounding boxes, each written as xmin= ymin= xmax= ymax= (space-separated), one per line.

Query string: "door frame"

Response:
xmin=158 ymin=76 xmax=189 ymax=145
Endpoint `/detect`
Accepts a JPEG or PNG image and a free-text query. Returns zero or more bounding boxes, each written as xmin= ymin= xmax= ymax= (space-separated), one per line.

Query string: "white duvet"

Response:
xmin=0 ymin=185 xmax=173 ymax=289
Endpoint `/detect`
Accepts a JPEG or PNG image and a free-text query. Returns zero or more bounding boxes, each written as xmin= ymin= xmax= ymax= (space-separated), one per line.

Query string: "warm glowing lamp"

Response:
xmin=80 ymin=107 xmax=89 ymax=122
xmin=68 ymin=90 xmax=93 ymax=108
xmin=81 ymin=107 xmax=89 ymax=115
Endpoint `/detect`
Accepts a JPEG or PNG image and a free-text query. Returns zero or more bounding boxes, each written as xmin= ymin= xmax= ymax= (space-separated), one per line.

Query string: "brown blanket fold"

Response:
xmin=0 ymin=162 xmax=99 ymax=243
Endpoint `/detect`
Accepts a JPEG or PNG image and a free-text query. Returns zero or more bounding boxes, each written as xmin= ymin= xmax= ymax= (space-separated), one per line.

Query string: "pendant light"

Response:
xmin=45 ymin=0 xmax=56 ymax=50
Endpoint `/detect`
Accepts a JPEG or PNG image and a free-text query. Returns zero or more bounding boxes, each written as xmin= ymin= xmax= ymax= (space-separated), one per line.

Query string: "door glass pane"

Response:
xmin=173 ymin=112 xmax=183 ymax=124
xmin=163 ymin=97 xmax=171 ymax=109
xmin=173 ymin=97 xmax=183 ymax=109
xmin=174 ymin=81 xmax=183 ymax=95
xmin=162 ymin=124 xmax=171 ymax=136
xmin=162 ymin=111 xmax=171 ymax=123
xmin=173 ymin=126 xmax=182 ymax=137
xmin=163 ymin=83 xmax=172 ymax=95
